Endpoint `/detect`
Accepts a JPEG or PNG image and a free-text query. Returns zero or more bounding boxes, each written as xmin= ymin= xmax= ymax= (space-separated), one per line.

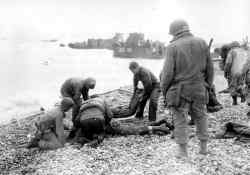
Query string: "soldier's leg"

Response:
xmin=188 ymin=114 xmax=195 ymax=125
xmin=191 ymin=102 xmax=208 ymax=155
xmin=135 ymin=94 xmax=150 ymax=119
xmin=237 ymin=75 xmax=246 ymax=103
xmin=38 ymin=132 xmax=63 ymax=150
xmin=68 ymin=103 xmax=81 ymax=139
xmin=230 ymin=76 xmax=239 ymax=105
xmin=171 ymin=101 xmax=190 ymax=158
xmin=148 ymin=87 xmax=160 ymax=121
xmin=72 ymin=104 xmax=81 ymax=123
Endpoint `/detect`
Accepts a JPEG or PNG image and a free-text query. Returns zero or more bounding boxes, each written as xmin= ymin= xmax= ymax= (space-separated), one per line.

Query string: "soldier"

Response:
xmin=27 ymin=98 xmax=74 ymax=150
xmin=60 ymin=77 xmax=96 ymax=124
xmin=129 ymin=61 xmax=160 ymax=121
xmin=224 ymin=42 xmax=249 ymax=105
xmin=70 ymin=96 xmax=172 ymax=147
xmin=246 ymin=69 xmax=250 ymax=116
xmin=219 ymin=42 xmax=242 ymax=92
xmin=161 ymin=19 xmax=214 ymax=158
xmin=71 ymin=96 xmax=113 ymax=145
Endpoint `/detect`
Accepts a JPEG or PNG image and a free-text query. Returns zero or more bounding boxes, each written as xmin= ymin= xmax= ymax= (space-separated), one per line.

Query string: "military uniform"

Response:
xmin=72 ymin=97 xmax=113 ymax=142
xmin=225 ymin=47 xmax=250 ymax=105
xmin=71 ymin=97 xmax=172 ymax=146
xmin=61 ymin=77 xmax=95 ymax=123
xmin=27 ymin=98 xmax=74 ymax=150
xmin=133 ymin=66 xmax=160 ymax=121
xmin=161 ymin=21 xmax=213 ymax=154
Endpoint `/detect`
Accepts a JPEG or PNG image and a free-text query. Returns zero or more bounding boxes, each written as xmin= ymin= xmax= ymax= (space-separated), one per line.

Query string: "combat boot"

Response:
xmin=199 ymin=140 xmax=208 ymax=155
xmin=241 ymin=95 xmax=246 ymax=103
xmin=176 ymin=143 xmax=188 ymax=158
xmin=232 ymin=96 xmax=237 ymax=105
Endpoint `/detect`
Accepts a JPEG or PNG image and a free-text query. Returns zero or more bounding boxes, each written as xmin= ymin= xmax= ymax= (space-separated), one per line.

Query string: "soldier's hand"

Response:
xmin=163 ymin=98 xmax=168 ymax=107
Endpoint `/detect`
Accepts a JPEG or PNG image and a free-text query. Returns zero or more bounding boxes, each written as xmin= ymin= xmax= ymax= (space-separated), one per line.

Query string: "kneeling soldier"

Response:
xmin=27 ymin=98 xmax=74 ymax=150
xmin=70 ymin=96 xmax=172 ymax=147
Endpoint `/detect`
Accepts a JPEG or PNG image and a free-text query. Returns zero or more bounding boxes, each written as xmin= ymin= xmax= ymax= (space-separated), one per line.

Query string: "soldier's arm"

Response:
xmin=205 ymin=44 xmax=214 ymax=87
xmin=224 ymin=51 xmax=233 ymax=78
xmin=55 ymin=113 xmax=65 ymax=144
xmin=104 ymin=100 xmax=113 ymax=123
xmin=160 ymin=46 xmax=175 ymax=97
xmin=73 ymin=86 xmax=82 ymax=105
xmin=140 ymin=70 xmax=153 ymax=95
xmin=133 ymin=75 xmax=139 ymax=92
xmin=82 ymin=88 xmax=89 ymax=101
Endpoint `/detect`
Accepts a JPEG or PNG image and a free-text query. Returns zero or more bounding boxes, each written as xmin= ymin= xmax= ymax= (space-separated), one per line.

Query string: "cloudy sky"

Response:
xmin=0 ymin=0 xmax=249 ymax=43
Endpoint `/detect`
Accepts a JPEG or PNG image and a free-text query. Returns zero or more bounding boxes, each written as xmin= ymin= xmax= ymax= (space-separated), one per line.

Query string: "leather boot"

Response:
xmin=247 ymin=111 xmax=250 ymax=116
xmin=232 ymin=96 xmax=237 ymax=105
xmin=176 ymin=143 xmax=188 ymax=158
xmin=199 ymin=140 xmax=208 ymax=155
xmin=188 ymin=119 xmax=195 ymax=126
xmin=241 ymin=95 xmax=246 ymax=103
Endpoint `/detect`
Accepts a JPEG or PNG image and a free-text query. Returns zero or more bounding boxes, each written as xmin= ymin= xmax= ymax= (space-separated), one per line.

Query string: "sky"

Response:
xmin=0 ymin=0 xmax=249 ymax=44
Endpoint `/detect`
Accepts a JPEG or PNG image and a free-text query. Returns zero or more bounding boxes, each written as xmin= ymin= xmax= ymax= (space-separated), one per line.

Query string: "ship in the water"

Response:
xmin=112 ymin=33 xmax=165 ymax=59
xmin=67 ymin=32 xmax=165 ymax=59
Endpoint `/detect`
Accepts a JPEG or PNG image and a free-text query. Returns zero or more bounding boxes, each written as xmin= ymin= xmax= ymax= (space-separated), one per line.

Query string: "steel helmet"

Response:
xmin=85 ymin=77 xmax=96 ymax=89
xmin=60 ymin=97 xmax=74 ymax=111
xmin=169 ymin=19 xmax=190 ymax=36
xmin=229 ymin=41 xmax=240 ymax=48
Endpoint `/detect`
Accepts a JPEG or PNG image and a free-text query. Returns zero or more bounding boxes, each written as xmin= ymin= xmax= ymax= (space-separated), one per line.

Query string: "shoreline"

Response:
xmin=1 ymin=86 xmax=250 ymax=174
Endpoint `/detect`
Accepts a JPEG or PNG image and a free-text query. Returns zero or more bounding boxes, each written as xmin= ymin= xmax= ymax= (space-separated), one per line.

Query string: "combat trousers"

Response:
xmin=38 ymin=131 xmax=63 ymax=150
xmin=135 ymin=85 xmax=160 ymax=121
xmin=171 ymin=99 xmax=208 ymax=144
xmin=229 ymin=74 xmax=245 ymax=99
xmin=72 ymin=101 xmax=82 ymax=125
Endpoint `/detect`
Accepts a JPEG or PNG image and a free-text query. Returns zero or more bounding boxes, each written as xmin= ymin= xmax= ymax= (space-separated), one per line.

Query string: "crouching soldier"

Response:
xmin=70 ymin=96 xmax=172 ymax=147
xmin=27 ymin=98 xmax=74 ymax=150
xmin=129 ymin=61 xmax=160 ymax=121
xmin=61 ymin=77 xmax=96 ymax=123
xmin=69 ymin=96 xmax=112 ymax=147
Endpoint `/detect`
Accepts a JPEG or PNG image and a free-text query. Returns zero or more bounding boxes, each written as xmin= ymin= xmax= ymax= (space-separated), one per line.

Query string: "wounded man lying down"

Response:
xmin=69 ymin=96 xmax=173 ymax=147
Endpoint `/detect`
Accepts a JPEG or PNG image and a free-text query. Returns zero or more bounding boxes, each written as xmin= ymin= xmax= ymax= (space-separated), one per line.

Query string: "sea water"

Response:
xmin=0 ymin=40 xmax=226 ymax=124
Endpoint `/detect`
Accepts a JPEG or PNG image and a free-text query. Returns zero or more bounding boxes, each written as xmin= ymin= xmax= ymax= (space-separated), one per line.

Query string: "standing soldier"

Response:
xmin=224 ymin=42 xmax=249 ymax=105
xmin=129 ymin=61 xmax=160 ymax=121
xmin=161 ymin=19 xmax=214 ymax=158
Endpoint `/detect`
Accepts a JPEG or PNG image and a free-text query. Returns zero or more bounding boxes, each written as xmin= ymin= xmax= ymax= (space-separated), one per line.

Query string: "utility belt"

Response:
xmin=168 ymin=80 xmax=208 ymax=107
xmin=152 ymin=82 xmax=160 ymax=88
xmin=75 ymin=107 xmax=105 ymax=128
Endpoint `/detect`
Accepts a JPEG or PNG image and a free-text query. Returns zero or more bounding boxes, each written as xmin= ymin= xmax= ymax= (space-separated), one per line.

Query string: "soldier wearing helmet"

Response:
xmin=27 ymin=97 xmax=74 ymax=150
xmin=224 ymin=41 xmax=248 ymax=105
xmin=60 ymin=77 xmax=96 ymax=124
xmin=161 ymin=19 xmax=214 ymax=158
